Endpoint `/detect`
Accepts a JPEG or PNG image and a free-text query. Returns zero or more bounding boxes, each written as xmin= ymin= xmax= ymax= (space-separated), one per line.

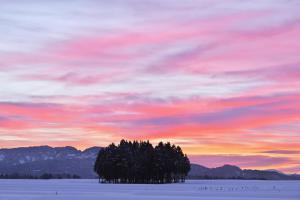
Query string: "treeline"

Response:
xmin=188 ymin=176 xmax=271 ymax=180
xmin=188 ymin=175 xmax=246 ymax=180
xmin=0 ymin=173 xmax=80 ymax=179
xmin=94 ymin=140 xmax=190 ymax=184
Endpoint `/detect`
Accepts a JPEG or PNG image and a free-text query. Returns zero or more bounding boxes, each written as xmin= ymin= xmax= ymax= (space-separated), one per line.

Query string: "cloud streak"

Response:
xmin=0 ymin=0 xmax=299 ymax=173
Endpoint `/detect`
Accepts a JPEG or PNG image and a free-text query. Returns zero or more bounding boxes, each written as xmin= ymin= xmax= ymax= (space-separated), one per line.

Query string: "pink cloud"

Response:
xmin=0 ymin=1 xmax=299 ymax=173
xmin=21 ymin=71 xmax=122 ymax=85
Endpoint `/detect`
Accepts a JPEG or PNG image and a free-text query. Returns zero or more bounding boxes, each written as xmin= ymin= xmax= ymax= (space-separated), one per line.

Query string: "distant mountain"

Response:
xmin=1 ymin=146 xmax=299 ymax=180
xmin=189 ymin=164 xmax=300 ymax=180
xmin=0 ymin=146 xmax=101 ymax=178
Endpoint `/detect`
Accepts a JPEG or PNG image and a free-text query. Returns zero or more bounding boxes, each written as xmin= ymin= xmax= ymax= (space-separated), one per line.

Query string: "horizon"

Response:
xmin=1 ymin=143 xmax=299 ymax=175
xmin=0 ymin=0 xmax=300 ymax=174
xmin=0 ymin=143 xmax=294 ymax=174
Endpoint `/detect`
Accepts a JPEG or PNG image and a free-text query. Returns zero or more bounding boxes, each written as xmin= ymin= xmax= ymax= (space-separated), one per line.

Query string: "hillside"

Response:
xmin=189 ymin=164 xmax=300 ymax=180
xmin=0 ymin=146 xmax=101 ymax=178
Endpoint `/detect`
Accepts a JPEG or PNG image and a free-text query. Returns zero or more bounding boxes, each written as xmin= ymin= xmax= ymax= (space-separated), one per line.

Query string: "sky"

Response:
xmin=0 ymin=0 xmax=300 ymax=173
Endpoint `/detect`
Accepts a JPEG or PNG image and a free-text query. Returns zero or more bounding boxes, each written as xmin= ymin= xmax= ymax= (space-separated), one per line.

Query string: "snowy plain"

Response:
xmin=0 ymin=179 xmax=299 ymax=200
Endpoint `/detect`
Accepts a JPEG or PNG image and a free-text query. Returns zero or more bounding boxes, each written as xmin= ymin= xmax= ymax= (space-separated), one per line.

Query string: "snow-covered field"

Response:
xmin=0 ymin=180 xmax=299 ymax=200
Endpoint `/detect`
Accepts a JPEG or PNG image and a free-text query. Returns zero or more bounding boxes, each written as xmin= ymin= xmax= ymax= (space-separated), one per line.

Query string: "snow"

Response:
xmin=0 ymin=180 xmax=299 ymax=200
xmin=18 ymin=159 xmax=25 ymax=164
xmin=0 ymin=154 xmax=4 ymax=161
xmin=43 ymin=155 xmax=49 ymax=160
xmin=25 ymin=156 xmax=36 ymax=162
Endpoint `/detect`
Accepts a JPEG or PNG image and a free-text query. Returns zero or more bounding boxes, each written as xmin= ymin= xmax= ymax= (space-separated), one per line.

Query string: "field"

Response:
xmin=0 ymin=180 xmax=299 ymax=200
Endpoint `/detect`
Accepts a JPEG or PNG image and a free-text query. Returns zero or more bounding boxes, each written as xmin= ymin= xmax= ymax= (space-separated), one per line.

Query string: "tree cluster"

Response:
xmin=0 ymin=173 xmax=80 ymax=179
xmin=94 ymin=140 xmax=190 ymax=184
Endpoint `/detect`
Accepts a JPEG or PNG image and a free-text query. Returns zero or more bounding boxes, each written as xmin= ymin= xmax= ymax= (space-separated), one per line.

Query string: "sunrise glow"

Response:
xmin=0 ymin=0 xmax=300 ymax=173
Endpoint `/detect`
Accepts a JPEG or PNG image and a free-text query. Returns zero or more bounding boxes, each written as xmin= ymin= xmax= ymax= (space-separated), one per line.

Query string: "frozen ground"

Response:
xmin=0 ymin=179 xmax=299 ymax=200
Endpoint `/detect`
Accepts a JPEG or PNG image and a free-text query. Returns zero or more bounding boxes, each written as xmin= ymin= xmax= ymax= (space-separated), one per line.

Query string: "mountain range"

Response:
xmin=189 ymin=164 xmax=300 ymax=180
xmin=0 ymin=146 xmax=101 ymax=178
xmin=1 ymin=146 xmax=299 ymax=180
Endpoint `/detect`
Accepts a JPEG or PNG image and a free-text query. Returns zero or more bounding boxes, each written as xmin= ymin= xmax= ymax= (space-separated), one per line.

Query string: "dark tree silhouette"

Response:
xmin=94 ymin=140 xmax=190 ymax=184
